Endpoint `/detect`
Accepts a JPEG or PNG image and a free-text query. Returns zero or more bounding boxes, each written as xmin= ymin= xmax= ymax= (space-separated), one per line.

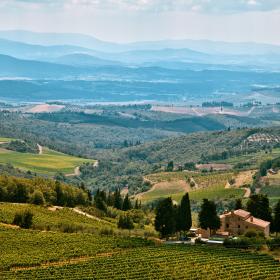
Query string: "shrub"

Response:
xmin=228 ymin=178 xmax=236 ymax=185
xmin=12 ymin=210 xmax=33 ymax=229
xmin=30 ymin=190 xmax=45 ymax=205
xmin=99 ymin=227 xmax=114 ymax=236
xmin=118 ymin=215 xmax=134 ymax=230
xmin=190 ymin=181 xmax=196 ymax=188
xmin=244 ymin=230 xmax=257 ymax=238
xmin=267 ymin=238 xmax=280 ymax=251
xmin=223 ymin=237 xmax=250 ymax=249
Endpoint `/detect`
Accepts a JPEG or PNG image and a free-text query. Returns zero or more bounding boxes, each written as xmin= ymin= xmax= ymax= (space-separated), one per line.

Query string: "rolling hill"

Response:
xmin=0 ymin=137 xmax=94 ymax=175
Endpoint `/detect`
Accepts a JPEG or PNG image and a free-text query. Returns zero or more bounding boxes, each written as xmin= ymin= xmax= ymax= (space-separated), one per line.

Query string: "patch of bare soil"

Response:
xmin=27 ymin=104 xmax=65 ymax=113
xmin=121 ymin=187 xmax=129 ymax=196
xmin=0 ymin=223 xmax=20 ymax=229
xmin=47 ymin=206 xmax=63 ymax=212
xmin=65 ymin=166 xmax=81 ymax=177
xmin=234 ymin=170 xmax=255 ymax=187
xmin=196 ymin=163 xmax=233 ymax=171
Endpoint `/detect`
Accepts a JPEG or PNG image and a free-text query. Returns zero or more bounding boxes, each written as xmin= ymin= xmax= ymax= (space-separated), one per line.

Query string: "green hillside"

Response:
xmin=137 ymin=171 xmax=244 ymax=203
xmin=0 ymin=141 xmax=94 ymax=175
xmin=0 ymin=203 xmax=113 ymax=233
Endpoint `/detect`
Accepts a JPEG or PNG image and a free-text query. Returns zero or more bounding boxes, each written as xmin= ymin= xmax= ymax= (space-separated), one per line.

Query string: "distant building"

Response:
xmin=219 ymin=209 xmax=270 ymax=237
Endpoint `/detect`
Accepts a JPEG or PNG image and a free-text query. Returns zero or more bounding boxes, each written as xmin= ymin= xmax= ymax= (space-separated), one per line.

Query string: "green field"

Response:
xmin=0 ymin=146 xmax=94 ymax=175
xmin=139 ymin=171 xmax=243 ymax=203
xmin=1 ymin=228 xmax=279 ymax=280
xmin=218 ymin=148 xmax=280 ymax=169
xmin=0 ymin=137 xmax=14 ymax=143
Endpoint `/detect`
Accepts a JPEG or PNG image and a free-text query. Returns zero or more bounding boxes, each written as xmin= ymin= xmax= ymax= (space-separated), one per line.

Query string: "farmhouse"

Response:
xmin=219 ymin=209 xmax=270 ymax=237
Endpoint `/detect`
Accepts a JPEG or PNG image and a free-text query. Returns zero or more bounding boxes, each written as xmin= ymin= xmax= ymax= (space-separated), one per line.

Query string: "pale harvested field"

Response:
xmin=151 ymin=105 xmax=254 ymax=117
xmin=135 ymin=180 xmax=190 ymax=201
xmin=27 ymin=104 xmax=65 ymax=113
xmin=234 ymin=170 xmax=255 ymax=187
xmin=225 ymin=170 xmax=254 ymax=191
xmin=196 ymin=163 xmax=233 ymax=171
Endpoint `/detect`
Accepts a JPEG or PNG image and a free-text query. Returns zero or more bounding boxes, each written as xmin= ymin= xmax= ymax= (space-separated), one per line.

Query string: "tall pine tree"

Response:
xmin=273 ymin=199 xmax=280 ymax=236
xmin=122 ymin=194 xmax=132 ymax=211
xmin=113 ymin=188 xmax=123 ymax=210
xmin=176 ymin=193 xmax=192 ymax=233
xmin=155 ymin=197 xmax=176 ymax=239
xmin=235 ymin=198 xmax=243 ymax=210
xmin=198 ymin=199 xmax=221 ymax=235
xmin=246 ymin=194 xmax=272 ymax=222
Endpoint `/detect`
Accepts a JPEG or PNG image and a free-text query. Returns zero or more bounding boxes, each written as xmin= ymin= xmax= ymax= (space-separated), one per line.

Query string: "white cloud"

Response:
xmin=8 ymin=0 xmax=280 ymax=13
xmin=1 ymin=0 xmax=280 ymax=45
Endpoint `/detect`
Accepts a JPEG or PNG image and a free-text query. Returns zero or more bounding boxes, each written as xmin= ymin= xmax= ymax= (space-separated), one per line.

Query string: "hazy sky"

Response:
xmin=1 ymin=0 xmax=280 ymax=44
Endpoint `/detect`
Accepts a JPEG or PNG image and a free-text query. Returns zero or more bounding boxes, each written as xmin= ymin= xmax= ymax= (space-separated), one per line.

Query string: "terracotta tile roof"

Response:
xmin=234 ymin=209 xmax=251 ymax=219
xmin=245 ymin=217 xmax=270 ymax=228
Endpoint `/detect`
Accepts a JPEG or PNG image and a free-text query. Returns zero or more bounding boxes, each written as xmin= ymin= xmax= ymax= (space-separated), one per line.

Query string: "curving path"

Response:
xmin=37 ymin=144 xmax=43 ymax=155
xmin=242 ymin=187 xmax=251 ymax=198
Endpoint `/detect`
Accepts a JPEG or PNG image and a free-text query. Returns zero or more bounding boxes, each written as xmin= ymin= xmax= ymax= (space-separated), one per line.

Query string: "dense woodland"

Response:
xmin=0 ymin=175 xmax=90 ymax=207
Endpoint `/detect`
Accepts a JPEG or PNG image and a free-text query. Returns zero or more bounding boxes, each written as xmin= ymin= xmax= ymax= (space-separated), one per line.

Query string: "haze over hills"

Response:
xmin=2 ymin=2 xmax=280 ymax=279
xmin=2 ymin=30 xmax=280 ymax=55
xmin=1 ymin=32 xmax=280 ymax=71
xmin=0 ymin=30 xmax=280 ymax=103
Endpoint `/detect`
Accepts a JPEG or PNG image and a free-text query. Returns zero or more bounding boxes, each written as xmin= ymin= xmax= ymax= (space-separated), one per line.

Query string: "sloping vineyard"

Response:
xmin=0 ymin=226 xmax=151 ymax=272
xmin=1 ymin=243 xmax=280 ymax=279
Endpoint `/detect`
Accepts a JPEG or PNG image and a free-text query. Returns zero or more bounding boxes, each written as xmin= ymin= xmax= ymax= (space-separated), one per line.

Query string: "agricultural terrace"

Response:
xmin=138 ymin=171 xmax=244 ymax=203
xmin=0 ymin=146 xmax=94 ymax=175
xmin=1 ymin=237 xmax=279 ymax=279
xmin=217 ymin=147 xmax=280 ymax=169
xmin=260 ymin=172 xmax=280 ymax=204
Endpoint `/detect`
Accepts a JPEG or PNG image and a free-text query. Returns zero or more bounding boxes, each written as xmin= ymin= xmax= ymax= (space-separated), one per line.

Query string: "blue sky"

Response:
xmin=1 ymin=0 xmax=280 ymax=44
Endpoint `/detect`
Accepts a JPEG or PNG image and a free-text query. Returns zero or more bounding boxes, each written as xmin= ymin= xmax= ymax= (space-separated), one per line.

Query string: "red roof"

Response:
xmin=245 ymin=216 xmax=270 ymax=228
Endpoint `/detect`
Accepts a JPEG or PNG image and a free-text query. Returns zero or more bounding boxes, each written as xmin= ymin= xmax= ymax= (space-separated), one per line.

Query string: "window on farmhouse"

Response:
xmin=226 ymin=224 xmax=229 ymax=228
xmin=238 ymin=225 xmax=240 ymax=228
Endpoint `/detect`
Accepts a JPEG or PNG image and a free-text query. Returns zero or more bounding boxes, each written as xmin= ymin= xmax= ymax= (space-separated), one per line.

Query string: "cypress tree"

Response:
xmin=154 ymin=197 xmax=176 ymax=239
xmin=246 ymin=194 xmax=272 ymax=222
xmin=176 ymin=193 xmax=192 ymax=233
xmin=273 ymin=200 xmax=280 ymax=236
xmin=198 ymin=199 xmax=221 ymax=235
xmin=114 ymin=188 xmax=123 ymax=210
xmin=166 ymin=161 xmax=174 ymax=172
xmin=122 ymin=194 xmax=132 ymax=211
xmin=134 ymin=199 xmax=139 ymax=209
xmin=55 ymin=181 xmax=64 ymax=206
xmin=235 ymin=198 xmax=243 ymax=210
xmin=107 ymin=192 xmax=114 ymax=206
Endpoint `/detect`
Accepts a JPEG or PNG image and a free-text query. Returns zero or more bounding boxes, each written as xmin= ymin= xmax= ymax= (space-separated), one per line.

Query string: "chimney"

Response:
xmin=250 ymin=216 xmax=253 ymax=222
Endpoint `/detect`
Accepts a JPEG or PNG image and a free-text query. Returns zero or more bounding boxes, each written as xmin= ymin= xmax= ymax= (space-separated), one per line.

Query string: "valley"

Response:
xmin=0 ymin=21 xmax=280 ymax=279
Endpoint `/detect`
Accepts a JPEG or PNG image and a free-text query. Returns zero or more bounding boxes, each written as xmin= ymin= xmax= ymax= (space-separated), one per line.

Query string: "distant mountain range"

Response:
xmin=0 ymin=31 xmax=280 ymax=71
xmin=1 ymin=30 xmax=280 ymax=56
xmin=0 ymin=30 xmax=280 ymax=102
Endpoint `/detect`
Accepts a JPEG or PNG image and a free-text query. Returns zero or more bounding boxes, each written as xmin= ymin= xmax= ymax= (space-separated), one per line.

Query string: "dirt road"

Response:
xmin=37 ymin=144 xmax=43 ymax=155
